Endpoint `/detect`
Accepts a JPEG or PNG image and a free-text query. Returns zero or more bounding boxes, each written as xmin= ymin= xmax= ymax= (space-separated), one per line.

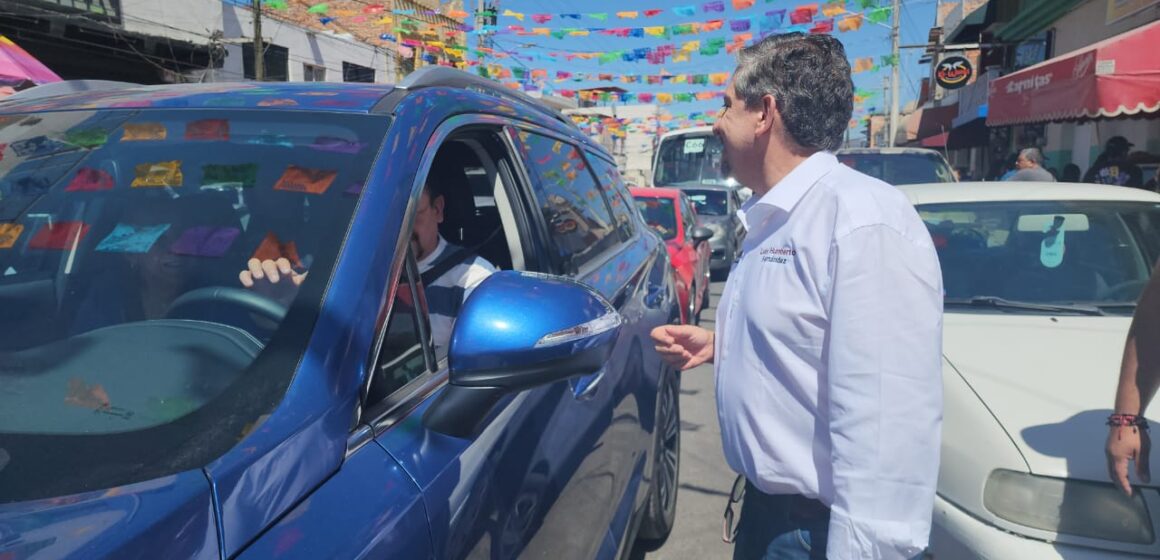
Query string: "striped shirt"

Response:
xmin=418 ymin=236 xmax=496 ymax=352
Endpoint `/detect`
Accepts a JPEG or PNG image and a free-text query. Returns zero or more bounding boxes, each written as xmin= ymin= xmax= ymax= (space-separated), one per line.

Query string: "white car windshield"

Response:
xmin=920 ymin=200 xmax=1160 ymax=313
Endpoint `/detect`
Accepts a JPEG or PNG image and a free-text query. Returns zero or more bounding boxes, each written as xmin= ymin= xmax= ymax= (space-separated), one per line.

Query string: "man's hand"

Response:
xmin=650 ymin=324 xmax=714 ymax=370
xmin=1106 ymin=424 xmax=1152 ymax=496
xmin=239 ymin=258 xmax=307 ymax=306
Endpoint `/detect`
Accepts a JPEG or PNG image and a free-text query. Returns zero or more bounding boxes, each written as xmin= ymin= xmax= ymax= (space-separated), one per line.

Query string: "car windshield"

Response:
xmin=920 ymin=200 xmax=1160 ymax=313
xmin=653 ymin=132 xmax=733 ymax=187
xmin=839 ymin=152 xmax=954 ymax=185
xmin=634 ymin=196 xmax=678 ymax=240
xmin=0 ymin=108 xmax=387 ymax=501
xmin=683 ymin=189 xmax=728 ymax=216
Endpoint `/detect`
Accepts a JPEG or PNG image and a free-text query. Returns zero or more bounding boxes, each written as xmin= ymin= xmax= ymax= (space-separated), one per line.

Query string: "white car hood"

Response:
xmin=942 ymin=312 xmax=1154 ymax=484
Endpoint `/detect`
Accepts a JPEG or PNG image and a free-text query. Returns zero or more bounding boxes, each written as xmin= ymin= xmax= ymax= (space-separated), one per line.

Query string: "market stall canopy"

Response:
xmin=988 ymin=20 xmax=1160 ymax=126
xmin=0 ymin=35 xmax=61 ymax=87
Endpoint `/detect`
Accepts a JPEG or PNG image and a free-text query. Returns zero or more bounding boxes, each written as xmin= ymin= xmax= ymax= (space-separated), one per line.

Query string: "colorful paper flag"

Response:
xmin=29 ymin=221 xmax=89 ymax=250
xmin=810 ymin=18 xmax=834 ymax=34
xmin=273 ymin=165 xmax=337 ymax=195
xmin=821 ymin=2 xmax=846 ymax=18
xmin=66 ymin=168 xmax=115 ymax=192
xmin=169 ymin=226 xmax=240 ymax=257
xmin=838 ymin=14 xmax=863 ymax=32
xmin=616 ymin=11 xmax=639 ymax=19
xmin=867 ymin=6 xmax=891 ymax=24
xmin=703 ymin=1 xmax=725 ymax=13
xmin=790 ymin=6 xmax=817 ymax=24
xmin=306 ymin=3 xmax=327 ymax=14
xmin=732 ymin=0 xmax=756 ymax=9
xmin=673 ymin=5 xmax=697 ymax=17
xmin=202 ymin=163 xmax=258 ymax=189
xmin=131 ymin=161 xmax=183 ymax=188
xmin=185 ymin=119 xmax=229 ymax=141
xmin=251 ymin=231 xmax=301 ymax=266
xmin=96 ymin=223 xmax=171 ymax=253
xmin=0 ymin=224 xmax=23 ymax=249
xmin=64 ymin=128 xmax=109 ymax=149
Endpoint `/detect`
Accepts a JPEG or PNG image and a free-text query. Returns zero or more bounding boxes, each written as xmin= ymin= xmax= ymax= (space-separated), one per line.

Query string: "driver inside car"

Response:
xmin=240 ymin=175 xmax=496 ymax=352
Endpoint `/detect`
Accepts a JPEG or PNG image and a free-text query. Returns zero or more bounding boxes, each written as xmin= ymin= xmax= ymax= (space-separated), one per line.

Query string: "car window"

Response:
xmin=653 ymin=132 xmax=731 ymax=187
xmin=0 ymin=108 xmax=388 ymax=501
xmin=586 ymin=154 xmax=636 ymax=239
xmin=366 ymin=252 xmax=429 ymax=412
xmin=919 ymin=201 xmax=1160 ymax=309
xmin=680 ymin=195 xmax=697 ymax=234
xmin=683 ymin=189 xmax=729 ymax=216
xmin=513 ymin=132 xmax=618 ymax=272
xmin=633 ymin=196 xmax=678 ymax=241
xmin=839 ymin=153 xmax=954 ymax=185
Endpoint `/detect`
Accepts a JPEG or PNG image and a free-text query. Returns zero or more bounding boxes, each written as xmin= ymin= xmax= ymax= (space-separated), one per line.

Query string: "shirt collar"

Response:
xmin=738 ymin=151 xmax=839 ymax=229
xmin=417 ymin=235 xmax=448 ymax=271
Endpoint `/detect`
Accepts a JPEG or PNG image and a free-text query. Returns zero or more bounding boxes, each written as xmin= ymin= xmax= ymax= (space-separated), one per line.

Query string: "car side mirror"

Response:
xmin=423 ymin=270 xmax=622 ymax=438
xmin=691 ymin=226 xmax=714 ymax=243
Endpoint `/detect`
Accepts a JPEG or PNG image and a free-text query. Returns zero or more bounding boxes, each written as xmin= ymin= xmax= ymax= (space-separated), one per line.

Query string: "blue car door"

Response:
xmin=368 ymin=121 xmax=646 ymax=560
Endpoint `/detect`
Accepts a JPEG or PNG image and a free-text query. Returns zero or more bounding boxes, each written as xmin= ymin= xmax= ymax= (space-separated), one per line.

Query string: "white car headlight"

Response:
xmin=984 ymin=469 xmax=1154 ymax=544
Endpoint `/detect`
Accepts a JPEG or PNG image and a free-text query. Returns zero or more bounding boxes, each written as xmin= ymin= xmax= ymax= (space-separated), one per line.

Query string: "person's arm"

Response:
xmin=824 ymin=224 xmax=943 ymax=560
xmin=1107 ymin=261 xmax=1160 ymax=494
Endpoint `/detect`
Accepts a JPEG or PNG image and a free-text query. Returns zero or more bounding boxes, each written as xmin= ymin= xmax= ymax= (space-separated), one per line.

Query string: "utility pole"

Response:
xmin=888 ymin=0 xmax=900 ymax=147
xmin=252 ymin=0 xmax=264 ymax=81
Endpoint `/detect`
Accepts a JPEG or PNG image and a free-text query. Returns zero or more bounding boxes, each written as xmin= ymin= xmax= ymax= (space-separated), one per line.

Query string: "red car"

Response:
xmin=631 ymin=187 xmax=713 ymax=325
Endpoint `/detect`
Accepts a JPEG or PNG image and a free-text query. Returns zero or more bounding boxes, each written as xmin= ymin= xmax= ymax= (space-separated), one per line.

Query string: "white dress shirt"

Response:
xmin=715 ymin=152 xmax=943 ymax=560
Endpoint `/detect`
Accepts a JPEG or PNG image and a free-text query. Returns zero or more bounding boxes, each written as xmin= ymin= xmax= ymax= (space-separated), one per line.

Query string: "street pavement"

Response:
xmin=638 ymin=279 xmax=737 ymax=560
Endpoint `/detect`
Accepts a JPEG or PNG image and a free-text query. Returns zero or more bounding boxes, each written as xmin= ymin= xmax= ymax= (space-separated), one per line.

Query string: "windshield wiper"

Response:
xmin=945 ymin=296 xmax=1106 ymax=316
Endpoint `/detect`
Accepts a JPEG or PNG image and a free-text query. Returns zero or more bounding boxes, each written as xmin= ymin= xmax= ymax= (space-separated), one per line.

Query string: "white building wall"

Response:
xmin=219 ymin=3 xmax=394 ymax=83
xmin=121 ymin=0 xmax=223 ymax=45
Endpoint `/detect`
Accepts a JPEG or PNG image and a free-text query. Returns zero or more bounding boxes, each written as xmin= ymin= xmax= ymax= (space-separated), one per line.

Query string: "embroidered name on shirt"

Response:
xmin=760 ymin=246 xmax=797 ymax=264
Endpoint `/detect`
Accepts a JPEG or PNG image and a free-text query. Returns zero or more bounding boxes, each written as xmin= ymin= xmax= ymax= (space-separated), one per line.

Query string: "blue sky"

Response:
xmin=477 ymin=0 xmax=937 ymax=134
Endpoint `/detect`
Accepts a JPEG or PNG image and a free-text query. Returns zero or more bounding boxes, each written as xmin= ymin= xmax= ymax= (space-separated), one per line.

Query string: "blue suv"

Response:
xmin=0 ymin=68 xmax=682 ymax=559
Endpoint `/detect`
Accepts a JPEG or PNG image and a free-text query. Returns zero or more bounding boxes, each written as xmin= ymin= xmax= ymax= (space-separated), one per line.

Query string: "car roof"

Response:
xmin=630 ymin=186 xmax=683 ymax=199
xmin=0 ymin=81 xmax=396 ymax=114
xmin=658 ymin=125 xmax=714 ymax=139
xmin=898 ymin=181 xmax=1160 ymax=205
xmin=669 ymin=183 xmax=735 ymax=191
xmin=837 ymin=147 xmax=945 ymax=156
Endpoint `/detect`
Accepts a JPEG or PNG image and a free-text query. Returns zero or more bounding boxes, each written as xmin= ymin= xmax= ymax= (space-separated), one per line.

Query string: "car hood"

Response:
xmin=942 ymin=312 xmax=1155 ymax=485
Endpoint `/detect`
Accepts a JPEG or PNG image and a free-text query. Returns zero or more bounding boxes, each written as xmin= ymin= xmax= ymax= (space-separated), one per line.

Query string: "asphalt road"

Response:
xmin=638 ymin=279 xmax=737 ymax=560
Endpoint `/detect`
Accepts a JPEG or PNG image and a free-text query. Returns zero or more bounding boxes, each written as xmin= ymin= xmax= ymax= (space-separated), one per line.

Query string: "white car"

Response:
xmin=898 ymin=182 xmax=1160 ymax=559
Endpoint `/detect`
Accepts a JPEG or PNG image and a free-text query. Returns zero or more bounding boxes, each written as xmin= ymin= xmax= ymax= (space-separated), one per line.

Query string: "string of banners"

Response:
xmin=266 ymin=0 xmax=892 ymax=42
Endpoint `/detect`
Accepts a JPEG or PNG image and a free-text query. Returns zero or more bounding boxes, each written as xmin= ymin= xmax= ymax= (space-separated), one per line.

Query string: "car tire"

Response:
xmin=637 ymin=369 xmax=680 ymax=548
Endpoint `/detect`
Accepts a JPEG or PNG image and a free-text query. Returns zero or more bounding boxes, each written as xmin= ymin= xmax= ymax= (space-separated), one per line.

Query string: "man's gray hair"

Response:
xmin=733 ymin=33 xmax=854 ymax=152
xmin=1019 ymin=147 xmax=1044 ymax=166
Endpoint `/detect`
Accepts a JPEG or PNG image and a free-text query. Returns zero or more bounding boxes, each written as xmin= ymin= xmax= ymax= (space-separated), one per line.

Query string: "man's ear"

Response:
xmin=755 ymin=94 xmax=776 ymax=135
xmin=432 ymin=194 xmax=446 ymax=220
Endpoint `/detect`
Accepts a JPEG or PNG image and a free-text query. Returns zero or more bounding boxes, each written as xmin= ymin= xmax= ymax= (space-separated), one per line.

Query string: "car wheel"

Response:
xmin=637 ymin=369 xmax=680 ymax=547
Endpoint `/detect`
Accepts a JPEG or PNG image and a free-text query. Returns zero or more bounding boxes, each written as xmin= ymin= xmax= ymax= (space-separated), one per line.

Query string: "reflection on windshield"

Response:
xmin=654 ymin=133 xmax=733 ymax=187
xmin=920 ymin=201 xmax=1160 ymax=311
xmin=0 ymin=107 xmax=387 ymax=502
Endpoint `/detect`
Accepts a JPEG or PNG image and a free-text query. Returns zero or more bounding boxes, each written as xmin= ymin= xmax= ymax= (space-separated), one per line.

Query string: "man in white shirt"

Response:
xmin=651 ymin=32 xmax=943 ymax=560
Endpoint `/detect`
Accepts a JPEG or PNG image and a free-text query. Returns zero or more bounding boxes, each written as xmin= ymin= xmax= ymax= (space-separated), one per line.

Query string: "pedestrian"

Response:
xmin=1084 ymin=135 xmax=1143 ymax=187
xmin=651 ymin=32 xmax=943 ymax=560
xmin=1106 ymin=260 xmax=1159 ymax=496
xmin=1006 ymin=147 xmax=1055 ymax=181
xmin=1060 ymin=163 xmax=1082 ymax=183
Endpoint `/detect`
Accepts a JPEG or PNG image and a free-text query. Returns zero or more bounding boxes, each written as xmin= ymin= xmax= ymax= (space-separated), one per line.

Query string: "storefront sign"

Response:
xmin=935 ymin=56 xmax=973 ymax=90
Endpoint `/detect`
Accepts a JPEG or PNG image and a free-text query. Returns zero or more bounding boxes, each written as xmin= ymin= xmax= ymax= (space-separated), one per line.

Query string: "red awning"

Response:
xmin=988 ymin=20 xmax=1160 ymax=126
xmin=920 ymin=131 xmax=949 ymax=148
